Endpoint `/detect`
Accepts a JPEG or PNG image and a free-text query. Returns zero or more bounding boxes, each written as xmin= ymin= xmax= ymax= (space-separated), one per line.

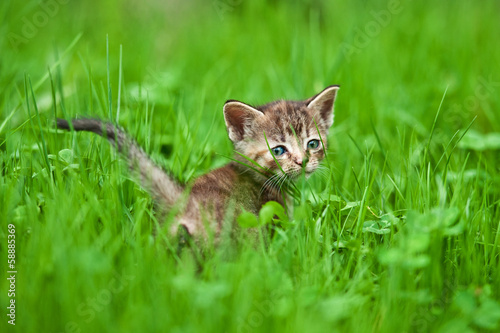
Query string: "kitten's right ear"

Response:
xmin=223 ymin=100 xmax=263 ymax=142
xmin=306 ymin=85 xmax=340 ymax=129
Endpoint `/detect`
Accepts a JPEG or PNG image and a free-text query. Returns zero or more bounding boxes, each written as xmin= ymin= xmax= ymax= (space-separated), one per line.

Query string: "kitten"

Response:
xmin=56 ymin=85 xmax=339 ymax=241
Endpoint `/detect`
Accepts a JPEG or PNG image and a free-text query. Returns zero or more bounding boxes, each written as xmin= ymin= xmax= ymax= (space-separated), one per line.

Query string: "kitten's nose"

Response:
xmin=294 ymin=156 xmax=303 ymax=166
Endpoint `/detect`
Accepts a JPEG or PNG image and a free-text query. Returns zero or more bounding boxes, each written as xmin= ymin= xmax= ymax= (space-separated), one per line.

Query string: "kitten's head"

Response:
xmin=224 ymin=86 xmax=339 ymax=182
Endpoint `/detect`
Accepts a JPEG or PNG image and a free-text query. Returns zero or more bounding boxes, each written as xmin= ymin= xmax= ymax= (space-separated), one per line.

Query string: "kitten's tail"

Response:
xmin=56 ymin=118 xmax=185 ymax=211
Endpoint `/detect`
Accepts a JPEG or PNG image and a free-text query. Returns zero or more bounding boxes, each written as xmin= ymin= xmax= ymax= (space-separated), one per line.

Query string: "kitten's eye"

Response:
xmin=307 ymin=139 xmax=320 ymax=149
xmin=271 ymin=146 xmax=287 ymax=156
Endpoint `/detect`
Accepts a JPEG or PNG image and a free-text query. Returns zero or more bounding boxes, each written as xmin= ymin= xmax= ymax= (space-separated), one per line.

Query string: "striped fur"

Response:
xmin=224 ymin=85 xmax=339 ymax=182
xmin=56 ymin=86 xmax=339 ymax=241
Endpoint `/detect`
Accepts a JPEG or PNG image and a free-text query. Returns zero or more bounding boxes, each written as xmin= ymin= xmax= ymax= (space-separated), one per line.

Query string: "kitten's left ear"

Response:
xmin=306 ymin=85 xmax=340 ymax=129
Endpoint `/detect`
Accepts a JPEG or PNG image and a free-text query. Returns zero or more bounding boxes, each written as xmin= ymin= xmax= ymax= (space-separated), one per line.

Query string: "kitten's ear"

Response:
xmin=223 ymin=100 xmax=264 ymax=142
xmin=306 ymin=85 xmax=340 ymax=129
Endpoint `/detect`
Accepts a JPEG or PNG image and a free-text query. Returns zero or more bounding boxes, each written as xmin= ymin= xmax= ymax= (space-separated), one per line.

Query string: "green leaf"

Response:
xmin=407 ymin=233 xmax=430 ymax=253
xmin=362 ymin=213 xmax=399 ymax=234
xmin=474 ymin=299 xmax=500 ymax=329
xmin=438 ymin=319 xmax=474 ymax=333
xmin=259 ymin=201 xmax=288 ymax=226
xmin=237 ymin=211 xmax=260 ymax=228
xmin=63 ymin=164 xmax=80 ymax=172
xmin=363 ymin=225 xmax=391 ymax=234
xmin=58 ymin=149 xmax=74 ymax=164
xmin=453 ymin=291 xmax=477 ymax=314
xmin=341 ymin=201 xmax=361 ymax=212
xmin=378 ymin=248 xmax=403 ymax=265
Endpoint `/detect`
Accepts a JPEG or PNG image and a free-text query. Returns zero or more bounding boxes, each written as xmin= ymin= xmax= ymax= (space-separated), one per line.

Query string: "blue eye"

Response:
xmin=271 ymin=146 xmax=286 ymax=156
xmin=307 ymin=139 xmax=320 ymax=149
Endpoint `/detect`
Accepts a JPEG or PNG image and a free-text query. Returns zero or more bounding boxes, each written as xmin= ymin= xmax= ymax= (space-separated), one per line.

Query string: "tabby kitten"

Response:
xmin=56 ymin=85 xmax=339 ymax=240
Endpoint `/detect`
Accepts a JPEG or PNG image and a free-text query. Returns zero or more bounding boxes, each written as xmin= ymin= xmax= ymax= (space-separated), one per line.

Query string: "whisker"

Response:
xmin=260 ymin=173 xmax=280 ymax=197
xmin=260 ymin=176 xmax=274 ymax=195
xmin=278 ymin=173 xmax=289 ymax=192
xmin=314 ymin=165 xmax=331 ymax=180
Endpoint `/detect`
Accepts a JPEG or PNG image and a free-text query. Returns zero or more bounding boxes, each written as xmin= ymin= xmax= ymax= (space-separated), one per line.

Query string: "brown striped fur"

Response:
xmin=56 ymin=86 xmax=339 ymax=242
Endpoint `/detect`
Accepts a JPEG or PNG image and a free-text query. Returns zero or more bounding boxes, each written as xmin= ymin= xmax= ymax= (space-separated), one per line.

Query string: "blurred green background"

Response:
xmin=1 ymin=0 xmax=499 ymax=332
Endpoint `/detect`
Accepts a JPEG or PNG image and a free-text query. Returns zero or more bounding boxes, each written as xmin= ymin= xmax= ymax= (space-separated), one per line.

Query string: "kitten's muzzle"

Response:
xmin=293 ymin=155 xmax=309 ymax=167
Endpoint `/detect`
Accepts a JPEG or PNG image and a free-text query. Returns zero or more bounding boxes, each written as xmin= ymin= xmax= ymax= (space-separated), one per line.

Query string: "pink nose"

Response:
xmin=295 ymin=157 xmax=303 ymax=166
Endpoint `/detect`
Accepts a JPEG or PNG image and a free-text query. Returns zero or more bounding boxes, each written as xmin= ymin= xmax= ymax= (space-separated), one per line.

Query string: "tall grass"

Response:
xmin=1 ymin=0 xmax=499 ymax=332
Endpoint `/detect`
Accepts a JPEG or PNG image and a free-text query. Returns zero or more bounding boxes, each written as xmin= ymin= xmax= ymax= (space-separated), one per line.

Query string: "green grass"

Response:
xmin=1 ymin=0 xmax=500 ymax=332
